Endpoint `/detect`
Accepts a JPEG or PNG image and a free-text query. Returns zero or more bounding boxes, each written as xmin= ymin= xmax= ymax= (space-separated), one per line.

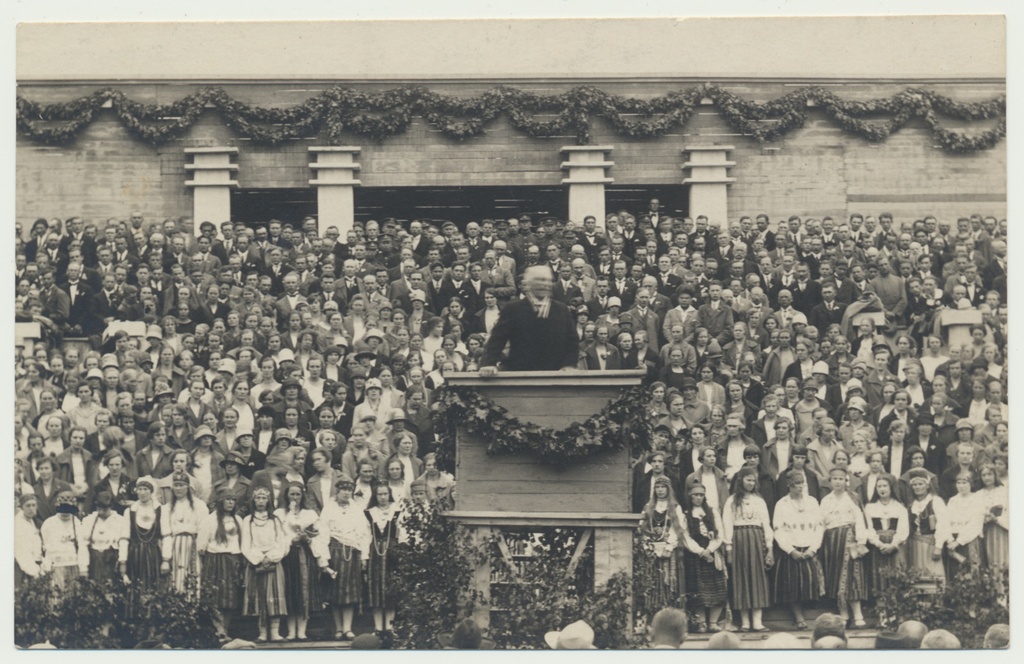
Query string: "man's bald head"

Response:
xmin=920 ymin=629 xmax=961 ymax=649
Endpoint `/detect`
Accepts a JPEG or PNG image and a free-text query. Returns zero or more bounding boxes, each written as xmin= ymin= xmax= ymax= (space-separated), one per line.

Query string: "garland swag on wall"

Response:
xmin=432 ymin=384 xmax=652 ymax=471
xmin=16 ymin=84 xmax=1005 ymax=154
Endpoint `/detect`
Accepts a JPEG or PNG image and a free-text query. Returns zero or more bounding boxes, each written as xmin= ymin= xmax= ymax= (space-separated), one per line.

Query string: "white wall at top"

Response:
xmin=16 ymin=16 xmax=1005 ymax=82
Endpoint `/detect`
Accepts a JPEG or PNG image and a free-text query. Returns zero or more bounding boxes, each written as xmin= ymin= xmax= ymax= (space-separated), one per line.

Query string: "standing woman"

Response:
xmin=722 ymin=466 xmax=774 ymax=632
xmin=318 ymin=475 xmax=371 ymax=641
xmin=771 ymin=470 xmax=825 ymax=630
xmin=637 ymin=476 xmax=686 ymax=621
xmin=14 ymin=495 xmax=43 ymax=589
xmin=365 ymin=483 xmax=403 ymax=633
xmin=39 ymin=490 xmax=87 ymax=593
xmin=943 ymin=472 xmax=984 ymax=580
xmin=976 ymin=463 xmax=1008 ymax=570
xmin=904 ymin=468 xmax=948 ymax=582
xmin=863 ymin=474 xmax=910 ymax=596
xmin=240 ymin=486 xmax=289 ymax=643
xmin=275 ymin=482 xmax=330 ymax=641
xmin=160 ymin=471 xmax=208 ymax=596
xmin=680 ymin=481 xmax=728 ymax=633
xmin=198 ymin=490 xmax=246 ymax=642
xmin=80 ymin=492 xmax=124 ymax=584
xmin=118 ymin=477 xmax=162 ymax=616
xmin=819 ymin=467 xmax=869 ymax=627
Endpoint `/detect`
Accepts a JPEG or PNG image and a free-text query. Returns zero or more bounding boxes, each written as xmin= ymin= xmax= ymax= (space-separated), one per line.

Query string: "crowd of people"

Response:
xmin=13 ymin=203 xmax=1009 ymax=645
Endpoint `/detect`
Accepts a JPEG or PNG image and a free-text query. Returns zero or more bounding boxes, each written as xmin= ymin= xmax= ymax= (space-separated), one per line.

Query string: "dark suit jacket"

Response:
xmin=480 ymin=298 xmax=579 ymax=371
xmin=808 ymin=301 xmax=846 ymax=333
xmin=583 ymin=344 xmax=622 ymax=371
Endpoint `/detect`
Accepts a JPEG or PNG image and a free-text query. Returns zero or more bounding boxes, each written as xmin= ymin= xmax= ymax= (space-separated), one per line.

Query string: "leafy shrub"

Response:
xmin=390 ymin=501 xmax=485 ymax=649
xmin=14 ymin=574 xmax=221 ymax=649
xmin=876 ymin=564 xmax=1009 ymax=648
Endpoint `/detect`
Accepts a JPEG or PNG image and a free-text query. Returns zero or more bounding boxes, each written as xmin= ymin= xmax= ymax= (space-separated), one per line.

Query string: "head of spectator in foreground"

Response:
xmin=544 ymin=620 xmax=596 ymax=650
xmin=874 ymin=631 xmax=917 ymax=649
xmin=813 ymin=636 xmax=847 ymax=649
xmin=706 ymin=630 xmax=741 ymax=649
xmin=982 ymin=624 xmax=1009 ymax=649
xmin=438 ymin=617 xmax=493 ymax=649
xmin=896 ymin=619 xmax=929 ymax=647
xmin=649 ymin=607 xmax=687 ymax=649
xmin=920 ymin=629 xmax=961 ymax=649
xmin=812 ymin=613 xmax=846 ymax=646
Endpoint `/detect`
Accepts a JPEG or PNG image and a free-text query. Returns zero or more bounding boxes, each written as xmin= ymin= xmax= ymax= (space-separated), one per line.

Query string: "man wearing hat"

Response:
xmin=480 ymin=265 xmax=580 ymax=374
xmin=545 ymin=620 xmax=597 ymax=650
xmin=679 ymin=377 xmax=711 ymax=427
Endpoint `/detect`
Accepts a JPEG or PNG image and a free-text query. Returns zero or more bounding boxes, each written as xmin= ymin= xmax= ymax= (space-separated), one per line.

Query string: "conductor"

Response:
xmin=480 ymin=265 xmax=580 ymax=374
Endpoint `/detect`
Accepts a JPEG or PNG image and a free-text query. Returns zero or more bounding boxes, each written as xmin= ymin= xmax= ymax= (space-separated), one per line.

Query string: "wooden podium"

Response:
xmin=939 ymin=309 xmax=984 ymax=350
xmin=445 ymin=369 xmax=646 ymax=631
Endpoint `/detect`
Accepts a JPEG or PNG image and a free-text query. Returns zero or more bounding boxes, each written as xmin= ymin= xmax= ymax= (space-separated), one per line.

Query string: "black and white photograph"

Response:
xmin=9 ymin=5 xmax=1014 ymax=651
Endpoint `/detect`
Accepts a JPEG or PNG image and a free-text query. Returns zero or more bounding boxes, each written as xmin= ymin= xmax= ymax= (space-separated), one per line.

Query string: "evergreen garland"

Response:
xmin=433 ymin=384 xmax=651 ymax=470
xmin=16 ymin=84 xmax=1005 ymax=153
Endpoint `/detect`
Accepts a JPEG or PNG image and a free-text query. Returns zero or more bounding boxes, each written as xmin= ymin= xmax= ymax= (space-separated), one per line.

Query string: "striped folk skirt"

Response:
xmin=942 ymin=538 xmax=982 ymax=581
xmin=640 ymin=549 xmax=684 ymax=615
xmin=866 ymin=532 xmax=906 ymax=595
xmin=983 ymin=522 xmax=1009 ymax=570
xmin=366 ymin=545 xmax=397 ymax=609
xmin=907 ymin=533 xmax=945 ymax=581
xmin=243 ymin=562 xmax=287 ymax=618
xmin=325 ymin=540 xmax=363 ymax=607
xmin=683 ymin=549 xmax=728 ymax=609
xmin=281 ymin=542 xmax=324 ymax=618
xmin=730 ymin=525 xmax=770 ymax=610
xmin=125 ymin=537 xmax=162 ymax=617
xmin=773 ymin=546 xmax=824 ymax=604
xmin=201 ymin=552 xmax=244 ymax=610
xmin=821 ymin=526 xmax=868 ymax=602
xmin=88 ymin=548 xmax=119 ymax=585
xmin=169 ymin=533 xmax=199 ymax=595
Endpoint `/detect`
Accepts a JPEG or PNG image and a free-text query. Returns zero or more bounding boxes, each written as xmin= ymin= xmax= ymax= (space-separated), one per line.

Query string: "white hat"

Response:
xmin=847 ymin=396 xmax=869 ymax=412
xmin=812 ymin=361 xmax=830 ymax=375
xmin=607 ymin=296 xmax=622 ymax=308
xmin=544 ymin=620 xmax=597 ymax=650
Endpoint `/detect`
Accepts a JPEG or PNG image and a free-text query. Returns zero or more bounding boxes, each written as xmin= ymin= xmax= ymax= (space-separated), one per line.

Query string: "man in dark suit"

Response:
xmin=551 ymin=262 xmax=583 ymax=305
xmin=608 ymin=260 xmax=637 ymax=311
xmin=789 ymin=262 xmax=822 ymax=316
xmin=808 ymin=282 xmax=845 ymax=333
xmin=61 ymin=261 xmax=96 ymax=335
xmin=480 ymin=265 xmax=579 ymax=373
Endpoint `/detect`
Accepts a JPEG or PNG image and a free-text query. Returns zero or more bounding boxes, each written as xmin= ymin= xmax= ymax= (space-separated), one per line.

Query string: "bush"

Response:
xmin=875 ymin=565 xmax=1009 ymax=648
xmin=14 ymin=574 xmax=222 ymax=649
xmin=390 ymin=501 xmax=485 ymax=649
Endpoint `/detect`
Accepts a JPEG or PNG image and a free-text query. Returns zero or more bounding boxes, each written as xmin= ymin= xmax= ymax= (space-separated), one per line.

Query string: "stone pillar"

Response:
xmin=593 ymin=526 xmax=634 ymax=635
xmin=561 ymin=145 xmax=614 ymax=228
xmin=682 ymin=145 xmax=735 ymax=227
xmin=184 ymin=147 xmax=238 ymax=236
xmin=309 ymin=146 xmax=361 ymax=237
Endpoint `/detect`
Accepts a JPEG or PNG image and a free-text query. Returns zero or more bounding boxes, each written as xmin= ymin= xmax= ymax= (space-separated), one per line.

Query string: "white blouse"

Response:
xmin=721 ymin=494 xmax=773 ymax=549
xmin=819 ymin=491 xmax=867 ymax=544
xmin=944 ymin=492 xmax=984 ymax=546
xmin=773 ymin=493 xmax=824 ymax=553
xmin=863 ymin=499 xmax=910 ymax=548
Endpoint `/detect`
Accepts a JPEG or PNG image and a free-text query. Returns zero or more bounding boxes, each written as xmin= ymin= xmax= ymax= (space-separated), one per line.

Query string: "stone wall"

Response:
xmin=16 ymin=79 xmax=1006 ymax=233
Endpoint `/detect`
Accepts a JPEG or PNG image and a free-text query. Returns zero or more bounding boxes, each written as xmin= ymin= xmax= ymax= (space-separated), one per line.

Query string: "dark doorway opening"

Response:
xmin=606 ymin=185 xmax=689 ymax=221
xmin=231 ymin=188 xmax=318 ymax=228
xmin=355 ymin=186 xmax=569 ymax=228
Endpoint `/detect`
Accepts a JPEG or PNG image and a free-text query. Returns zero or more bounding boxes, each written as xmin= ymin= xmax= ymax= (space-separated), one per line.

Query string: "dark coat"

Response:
xmin=480 ymin=298 xmax=580 ymax=371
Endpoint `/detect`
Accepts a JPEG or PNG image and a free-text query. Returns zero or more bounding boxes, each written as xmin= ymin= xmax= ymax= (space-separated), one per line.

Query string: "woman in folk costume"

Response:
xmin=197 ymin=489 xmax=246 ymax=643
xmin=365 ymin=483 xmax=403 ymax=632
xmin=275 ymin=481 xmax=331 ymax=641
xmin=315 ymin=474 xmax=370 ymax=641
xmin=863 ymin=473 xmax=910 ymax=596
xmin=240 ymin=485 xmax=290 ymax=643
xmin=679 ymin=480 xmax=728 ymax=633
xmin=975 ymin=463 xmax=1008 ymax=570
xmin=904 ymin=468 xmax=949 ymax=582
xmin=80 ymin=491 xmax=124 ymax=583
xmin=819 ymin=467 xmax=869 ymax=628
xmin=160 ymin=470 xmax=208 ymax=596
xmin=39 ymin=489 xmax=88 ymax=593
xmin=771 ymin=469 xmax=825 ymax=631
xmin=637 ymin=476 xmax=686 ymax=621
xmin=942 ymin=471 xmax=985 ymax=580
xmin=118 ymin=477 xmax=162 ymax=616
xmin=722 ymin=466 xmax=774 ymax=632
xmin=14 ymin=494 xmax=44 ymax=589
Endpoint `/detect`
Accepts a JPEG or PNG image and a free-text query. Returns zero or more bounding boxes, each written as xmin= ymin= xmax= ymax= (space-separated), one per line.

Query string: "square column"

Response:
xmin=184 ymin=147 xmax=239 ymax=236
xmin=561 ymin=146 xmax=614 ymax=228
xmin=309 ymin=147 xmax=361 ymax=237
xmin=682 ymin=145 xmax=736 ymax=228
